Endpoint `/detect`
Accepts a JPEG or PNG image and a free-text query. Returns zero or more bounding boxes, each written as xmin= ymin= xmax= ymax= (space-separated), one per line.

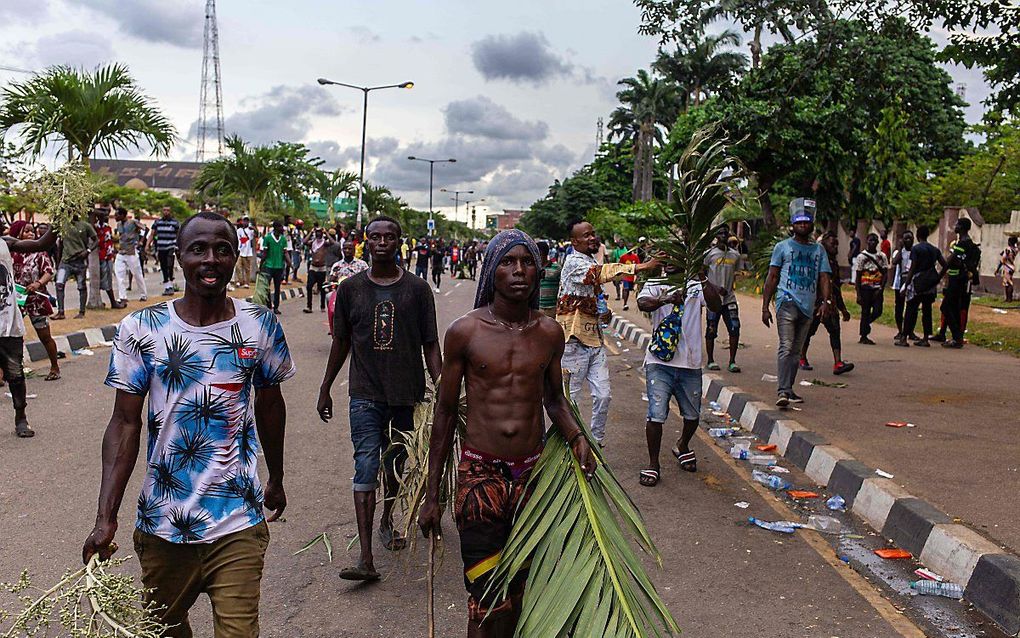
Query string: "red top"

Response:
xmin=620 ymin=251 xmax=639 ymax=283
xmin=95 ymin=223 xmax=115 ymax=260
xmin=880 ymin=239 xmax=891 ymax=258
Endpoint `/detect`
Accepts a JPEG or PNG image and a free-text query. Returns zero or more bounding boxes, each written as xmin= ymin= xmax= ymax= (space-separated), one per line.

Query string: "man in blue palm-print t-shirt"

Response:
xmin=84 ymin=212 xmax=295 ymax=638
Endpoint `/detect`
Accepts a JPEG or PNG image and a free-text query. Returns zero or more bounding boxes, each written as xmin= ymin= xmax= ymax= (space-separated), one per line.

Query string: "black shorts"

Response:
xmin=0 ymin=337 xmax=25 ymax=380
xmin=706 ymin=301 xmax=740 ymax=340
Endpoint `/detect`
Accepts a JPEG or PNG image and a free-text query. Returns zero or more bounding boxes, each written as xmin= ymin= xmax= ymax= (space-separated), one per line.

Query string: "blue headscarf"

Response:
xmin=473 ymin=229 xmax=542 ymax=310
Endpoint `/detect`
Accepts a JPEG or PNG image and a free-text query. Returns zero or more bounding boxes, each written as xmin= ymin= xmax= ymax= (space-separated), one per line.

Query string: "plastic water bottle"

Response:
xmin=910 ymin=581 xmax=964 ymax=599
xmin=752 ymin=469 xmax=791 ymax=491
xmin=708 ymin=401 xmax=722 ymax=411
xmin=730 ymin=445 xmax=750 ymax=460
xmin=749 ymin=454 xmax=777 ymax=466
xmin=826 ymin=495 xmax=847 ymax=511
xmin=749 ymin=517 xmax=801 ymax=534
xmin=807 ymin=515 xmax=842 ymax=534
xmin=709 ymin=427 xmax=739 ymax=438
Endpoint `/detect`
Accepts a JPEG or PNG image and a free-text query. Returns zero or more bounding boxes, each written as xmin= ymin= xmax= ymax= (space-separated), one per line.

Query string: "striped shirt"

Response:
xmin=151 ymin=218 xmax=180 ymax=252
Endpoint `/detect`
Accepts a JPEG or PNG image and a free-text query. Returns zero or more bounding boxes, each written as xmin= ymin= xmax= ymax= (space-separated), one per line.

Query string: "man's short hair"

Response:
xmin=115 ymin=206 xmax=128 ymax=217
xmin=566 ymin=218 xmax=585 ymax=237
xmin=867 ymin=232 xmax=879 ymax=241
xmin=536 ymin=240 xmax=550 ymax=256
xmin=821 ymin=230 xmax=838 ymax=240
xmin=365 ymin=215 xmax=402 ymax=237
xmin=957 ymin=217 xmax=972 ymax=232
xmin=916 ymin=225 xmax=930 ymax=240
xmin=177 ymin=211 xmax=238 ymax=252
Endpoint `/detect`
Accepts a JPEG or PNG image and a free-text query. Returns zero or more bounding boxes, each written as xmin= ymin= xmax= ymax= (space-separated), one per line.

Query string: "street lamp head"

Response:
xmin=407 ymin=156 xmax=417 ymax=161
xmin=399 ymin=81 xmax=414 ymax=89
xmin=316 ymin=78 xmax=331 ymax=85
xmin=448 ymin=158 xmax=457 ymax=163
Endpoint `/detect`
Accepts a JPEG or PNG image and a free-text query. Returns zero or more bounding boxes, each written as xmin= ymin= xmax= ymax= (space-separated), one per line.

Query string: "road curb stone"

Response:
xmin=610 ymin=315 xmax=1020 ymax=635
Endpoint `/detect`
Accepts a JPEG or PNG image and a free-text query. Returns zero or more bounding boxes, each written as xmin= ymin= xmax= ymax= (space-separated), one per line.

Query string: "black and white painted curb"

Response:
xmin=608 ymin=314 xmax=1020 ymax=636
xmin=22 ymin=287 xmax=307 ymax=364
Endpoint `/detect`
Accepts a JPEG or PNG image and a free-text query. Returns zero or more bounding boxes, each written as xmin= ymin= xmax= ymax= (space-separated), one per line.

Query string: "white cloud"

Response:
xmin=81 ymin=0 xmax=204 ymax=48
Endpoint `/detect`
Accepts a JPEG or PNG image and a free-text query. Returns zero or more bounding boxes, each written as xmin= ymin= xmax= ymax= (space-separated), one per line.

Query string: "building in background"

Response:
xmin=91 ymin=159 xmax=204 ymax=199
xmin=486 ymin=209 xmax=527 ymax=231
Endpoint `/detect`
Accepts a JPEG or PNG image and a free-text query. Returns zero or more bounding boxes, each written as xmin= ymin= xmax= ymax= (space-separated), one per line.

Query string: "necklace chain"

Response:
xmin=488 ymin=305 xmax=530 ymax=331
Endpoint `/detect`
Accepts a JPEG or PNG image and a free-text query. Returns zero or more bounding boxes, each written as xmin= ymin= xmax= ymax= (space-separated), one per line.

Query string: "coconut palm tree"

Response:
xmin=608 ymin=69 xmax=680 ymax=202
xmin=312 ymin=168 xmax=358 ymax=223
xmin=653 ymin=30 xmax=748 ymax=109
xmin=193 ymin=136 xmax=320 ymax=221
xmin=0 ymin=64 xmax=175 ymax=167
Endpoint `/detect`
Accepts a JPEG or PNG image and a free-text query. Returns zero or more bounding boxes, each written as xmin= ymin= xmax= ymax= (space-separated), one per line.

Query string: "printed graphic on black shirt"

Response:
xmin=373 ymin=300 xmax=395 ymax=350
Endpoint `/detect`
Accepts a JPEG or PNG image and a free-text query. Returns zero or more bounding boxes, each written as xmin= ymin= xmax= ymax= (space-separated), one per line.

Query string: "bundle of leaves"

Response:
xmin=0 ymin=554 xmax=169 ymax=637
xmin=643 ymin=126 xmax=755 ymax=295
xmin=482 ymin=396 xmax=679 ymax=637
xmin=28 ymin=161 xmax=97 ymax=236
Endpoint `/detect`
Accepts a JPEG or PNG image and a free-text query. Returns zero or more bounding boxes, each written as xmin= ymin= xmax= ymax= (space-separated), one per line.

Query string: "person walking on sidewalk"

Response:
xmin=84 ymin=212 xmax=295 ymax=637
xmin=537 ymin=240 xmax=561 ymax=318
xmin=704 ymin=229 xmax=742 ymax=373
xmin=1000 ymin=236 xmax=1017 ymax=302
xmin=897 ymin=225 xmax=945 ymax=347
xmin=52 ymin=213 xmax=96 ymax=320
xmin=149 ymin=206 xmax=180 ymax=296
xmin=932 ymin=217 xmax=981 ymax=348
xmin=94 ymin=208 xmax=127 ymax=310
xmin=800 ymin=231 xmax=854 ymax=375
xmin=303 ymin=227 xmax=335 ymax=314
xmin=637 ymin=263 xmax=722 ymax=485
xmin=234 ymin=215 xmax=257 ymax=288
xmin=620 ymin=245 xmax=640 ymax=310
xmin=891 ymin=230 xmax=914 ymax=341
xmin=761 ymin=198 xmax=833 ymax=407
xmin=10 ymin=221 xmax=61 ymax=382
xmin=317 ymin=215 xmax=442 ymax=582
xmin=260 ymin=220 xmax=290 ymax=315
xmin=430 ymin=239 xmax=445 ymax=292
xmin=557 ymin=219 xmax=659 ymax=446
xmin=113 ymin=207 xmax=147 ymax=303
xmin=852 ymin=233 xmax=888 ymax=345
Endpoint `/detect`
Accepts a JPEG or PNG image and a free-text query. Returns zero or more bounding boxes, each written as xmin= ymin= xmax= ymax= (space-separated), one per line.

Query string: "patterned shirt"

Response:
xmin=152 ymin=218 xmax=180 ymax=253
xmin=555 ymin=251 xmax=634 ymax=347
xmin=328 ymin=258 xmax=368 ymax=284
xmin=12 ymin=251 xmax=54 ymax=319
xmin=95 ymin=222 xmax=115 ymax=261
xmin=105 ymin=298 xmax=296 ymax=544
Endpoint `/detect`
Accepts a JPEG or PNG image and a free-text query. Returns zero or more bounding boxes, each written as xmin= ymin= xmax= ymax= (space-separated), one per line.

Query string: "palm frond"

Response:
xmin=483 ymin=395 xmax=680 ymax=637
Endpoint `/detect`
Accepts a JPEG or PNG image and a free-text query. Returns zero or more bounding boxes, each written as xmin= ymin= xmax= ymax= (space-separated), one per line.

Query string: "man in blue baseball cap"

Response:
xmin=760 ymin=198 xmax=834 ymax=407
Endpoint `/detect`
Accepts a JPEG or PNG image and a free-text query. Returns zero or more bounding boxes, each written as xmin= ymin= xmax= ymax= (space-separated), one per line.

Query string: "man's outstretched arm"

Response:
xmin=82 ymin=390 xmax=145 ymax=563
xmin=5 ymin=225 xmax=57 ymax=254
xmin=418 ymin=322 xmax=467 ymax=539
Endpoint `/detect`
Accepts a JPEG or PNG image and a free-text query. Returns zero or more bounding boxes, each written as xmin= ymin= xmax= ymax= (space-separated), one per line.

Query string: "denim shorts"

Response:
xmin=706 ymin=301 xmax=740 ymax=340
xmin=349 ymin=398 xmax=414 ymax=492
xmin=645 ymin=363 xmax=702 ymax=423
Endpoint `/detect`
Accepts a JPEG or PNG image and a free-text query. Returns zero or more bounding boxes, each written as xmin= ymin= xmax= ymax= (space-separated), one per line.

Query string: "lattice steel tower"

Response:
xmin=595 ymin=117 xmax=604 ymax=157
xmin=196 ymin=0 xmax=224 ymax=161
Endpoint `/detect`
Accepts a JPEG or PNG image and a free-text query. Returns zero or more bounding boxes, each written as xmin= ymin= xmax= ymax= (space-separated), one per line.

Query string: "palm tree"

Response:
xmin=312 ymin=168 xmax=358 ymax=223
xmin=653 ymin=30 xmax=748 ymax=109
xmin=0 ymin=64 xmax=175 ymax=167
xmin=608 ymin=69 xmax=680 ymax=202
xmin=194 ymin=135 xmax=320 ymax=221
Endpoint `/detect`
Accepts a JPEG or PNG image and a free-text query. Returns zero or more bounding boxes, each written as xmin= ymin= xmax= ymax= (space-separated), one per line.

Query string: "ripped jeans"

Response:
xmin=561 ymin=339 xmax=611 ymax=443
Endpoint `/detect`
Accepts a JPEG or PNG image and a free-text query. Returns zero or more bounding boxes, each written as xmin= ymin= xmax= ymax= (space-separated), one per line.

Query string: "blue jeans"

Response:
xmin=561 ymin=339 xmax=611 ymax=442
xmin=645 ymin=363 xmax=702 ymax=422
xmin=349 ymin=398 xmax=414 ymax=492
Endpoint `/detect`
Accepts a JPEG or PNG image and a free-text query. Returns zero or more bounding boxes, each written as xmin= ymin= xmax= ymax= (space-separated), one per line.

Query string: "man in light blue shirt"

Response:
xmin=761 ymin=198 xmax=833 ymax=406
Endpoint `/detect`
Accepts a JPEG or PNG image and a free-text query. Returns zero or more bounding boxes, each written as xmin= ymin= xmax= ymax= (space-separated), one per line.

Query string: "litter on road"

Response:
xmin=749 ymin=517 xmax=803 ymax=534
xmin=875 ymin=469 xmax=895 ymax=479
xmin=787 ymin=490 xmax=820 ymax=499
xmin=826 ymin=495 xmax=846 ymax=511
xmin=761 ymin=373 xmax=778 ymax=382
xmin=885 ymin=421 xmax=916 ymax=428
xmin=874 ymin=548 xmax=913 ymax=559
xmin=734 ymin=501 xmax=750 ymax=509
xmin=755 ymin=444 xmax=777 ymax=452
xmin=914 ymin=568 xmax=944 ymax=582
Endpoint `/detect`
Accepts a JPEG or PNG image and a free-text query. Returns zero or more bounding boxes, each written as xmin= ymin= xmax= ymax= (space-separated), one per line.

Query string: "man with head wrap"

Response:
xmin=419 ymin=229 xmax=597 ymax=637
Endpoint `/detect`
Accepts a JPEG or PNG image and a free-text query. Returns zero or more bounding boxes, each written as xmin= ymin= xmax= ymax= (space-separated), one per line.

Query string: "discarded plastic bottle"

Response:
xmin=708 ymin=401 xmax=722 ymax=411
xmin=749 ymin=517 xmax=801 ymax=533
xmin=729 ymin=442 xmax=750 ymax=459
xmin=807 ymin=515 xmax=842 ymax=534
xmin=826 ymin=495 xmax=846 ymax=511
xmin=749 ymin=454 xmax=777 ymax=466
xmin=751 ymin=469 xmax=791 ymax=491
xmin=709 ymin=427 xmax=740 ymax=438
xmin=910 ymin=581 xmax=964 ymax=599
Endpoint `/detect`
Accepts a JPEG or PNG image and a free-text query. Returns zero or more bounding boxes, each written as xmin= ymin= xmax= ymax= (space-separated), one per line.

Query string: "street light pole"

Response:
xmin=317 ymin=77 xmax=414 ymax=229
xmin=441 ymin=188 xmax=474 ymax=223
xmin=408 ymin=156 xmax=456 ymax=236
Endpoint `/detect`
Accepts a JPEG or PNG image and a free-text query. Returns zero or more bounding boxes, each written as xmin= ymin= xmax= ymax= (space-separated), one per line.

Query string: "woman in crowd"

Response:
xmin=11 ymin=221 xmax=61 ymax=381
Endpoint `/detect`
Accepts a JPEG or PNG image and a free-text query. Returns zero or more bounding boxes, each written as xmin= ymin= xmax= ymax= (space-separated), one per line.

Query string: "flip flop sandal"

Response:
xmin=338 ymin=566 xmax=381 ymax=582
xmin=379 ymin=527 xmax=407 ymax=551
xmin=639 ymin=469 xmax=660 ymax=487
xmin=706 ymin=362 xmax=721 ymax=371
xmin=728 ymin=363 xmax=741 ymax=373
xmin=672 ymin=448 xmax=697 ymax=472
xmin=44 ymin=371 xmax=61 ymax=381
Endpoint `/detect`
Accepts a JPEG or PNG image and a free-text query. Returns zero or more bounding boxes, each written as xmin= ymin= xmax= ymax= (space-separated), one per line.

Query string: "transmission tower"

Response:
xmin=595 ymin=117 xmax=604 ymax=158
xmin=196 ymin=0 xmax=224 ymax=162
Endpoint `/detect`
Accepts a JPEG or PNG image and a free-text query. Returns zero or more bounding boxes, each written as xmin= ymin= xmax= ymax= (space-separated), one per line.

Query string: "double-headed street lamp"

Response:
xmin=464 ymin=197 xmax=485 ymax=230
xmin=317 ymin=77 xmax=414 ymax=229
xmin=407 ymin=156 xmax=455 ymax=235
xmin=440 ymin=188 xmax=473 ymax=223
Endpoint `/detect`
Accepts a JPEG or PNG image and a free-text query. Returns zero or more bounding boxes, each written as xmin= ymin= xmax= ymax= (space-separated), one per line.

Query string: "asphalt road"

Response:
xmin=0 ymin=275 xmax=945 ymax=637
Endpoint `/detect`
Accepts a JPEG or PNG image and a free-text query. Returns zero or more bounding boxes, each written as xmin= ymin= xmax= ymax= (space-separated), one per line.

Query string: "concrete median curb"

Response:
xmin=607 ymin=313 xmax=1020 ymax=636
xmin=22 ymin=287 xmax=306 ymax=364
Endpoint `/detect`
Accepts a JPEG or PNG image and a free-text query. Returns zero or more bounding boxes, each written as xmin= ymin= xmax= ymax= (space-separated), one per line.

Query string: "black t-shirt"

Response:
xmin=416 ymin=245 xmax=430 ymax=264
xmin=431 ymin=249 xmax=444 ymax=270
xmin=333 ymin=270 xmax=438 ymax=406
xmin=909 ymin=242 xmax=942 ymax=294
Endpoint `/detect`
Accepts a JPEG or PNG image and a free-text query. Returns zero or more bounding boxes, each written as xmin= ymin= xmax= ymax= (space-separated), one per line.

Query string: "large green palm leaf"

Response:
xmin=484 ymin=397 xmax=680 ymax=638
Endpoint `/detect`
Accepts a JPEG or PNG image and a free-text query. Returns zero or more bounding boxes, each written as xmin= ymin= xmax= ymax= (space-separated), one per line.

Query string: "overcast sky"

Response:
xmin=0 ymin=0 xmax=992 ymax=225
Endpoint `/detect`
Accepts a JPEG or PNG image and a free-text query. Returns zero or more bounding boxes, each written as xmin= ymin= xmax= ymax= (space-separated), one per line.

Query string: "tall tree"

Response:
xmin=608 ymin=69 xmax=680 ymax=202
xmin=194 ymin=135 xmax=321 ymax=221
xmin=0 ymin=64 xmax=175 ymax=167
xmin=654 ymin=30 xmax=748 ymax=108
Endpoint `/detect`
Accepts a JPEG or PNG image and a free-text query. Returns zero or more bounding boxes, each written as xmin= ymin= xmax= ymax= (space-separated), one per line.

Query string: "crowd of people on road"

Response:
xmin=0 ymin=195 xmax=1009 ymax=637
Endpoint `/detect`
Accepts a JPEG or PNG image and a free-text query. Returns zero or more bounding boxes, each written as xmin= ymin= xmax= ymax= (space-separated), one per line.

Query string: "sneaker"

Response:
xmin=787 ymin=392 xmax=804 ymax=403
xmin=622 ymin=304 xmax=630 ymax=311
xmin=833 ymin=361 xmax=854 ymax=375
xmin=941 ymin=340 xmax=963 ymax=349
xmin=914 ymin=339 xmax=930 ymax=347
xmin=140 ymin=296 xmax=148 ymax=302
xmin=303 ymin=308 xmax=313 ymax=314
xmin=907 ymin=333 xmax=921 ymax=341
xmin=893 ymin=337 xmax=909 ymax=347
xmin=930 ymin=334 xmax=946 ymax=343
xmin=776 ymin=393 xmax=790 ymax=408
xmin=706 ymin=361 xmax=721 ymax=371
xmin=859 ymin=336 xmax=876 ymax=345
xmin=799 ymin=358 xmax=813 ymax=371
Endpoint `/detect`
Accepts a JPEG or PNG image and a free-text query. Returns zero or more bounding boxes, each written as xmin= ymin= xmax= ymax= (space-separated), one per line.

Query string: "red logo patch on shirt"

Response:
xmin=237 ymin=347 xmax=258 ymax=360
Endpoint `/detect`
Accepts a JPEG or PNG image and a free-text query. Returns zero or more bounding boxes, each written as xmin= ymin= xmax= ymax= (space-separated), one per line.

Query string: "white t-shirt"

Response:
xmin=236 ymin=227 xmax=256 ymax=258
xmin=0 ymin=241 xmax=25 ymax=338
xmin=639 ymin=279 xmax=704 ymax=370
